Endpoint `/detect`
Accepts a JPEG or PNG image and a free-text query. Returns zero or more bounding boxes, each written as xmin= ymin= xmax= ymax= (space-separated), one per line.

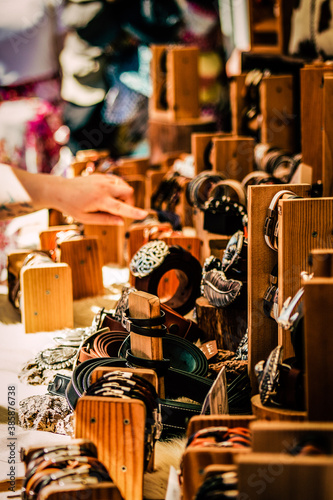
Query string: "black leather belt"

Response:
xmin=62 ymin=357 xmax=212 ymax=438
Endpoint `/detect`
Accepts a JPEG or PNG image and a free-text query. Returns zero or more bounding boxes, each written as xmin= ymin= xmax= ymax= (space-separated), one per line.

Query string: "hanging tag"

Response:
xmin=199 ymin=340 xmax=218 ymax=360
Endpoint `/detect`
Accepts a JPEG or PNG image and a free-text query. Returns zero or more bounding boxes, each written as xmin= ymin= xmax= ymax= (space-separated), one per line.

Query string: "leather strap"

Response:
xmin=264 ymin=190 xmax=298 ymax=251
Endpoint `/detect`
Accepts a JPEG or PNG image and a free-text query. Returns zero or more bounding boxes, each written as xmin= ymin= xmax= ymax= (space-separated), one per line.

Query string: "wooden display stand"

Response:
xmin=128 ymin=291 xmax=165 ymax=398
xmin=247 ymin=184 xmax=310 ymax=393
xmin=20 ymin=262 xmax=73 ymax=333
xmin=303 ymin=278 xmax=333 ymax=421
xmin=182 ymin=415 xmax=254 ymax=500
xmin=248 ymin=0 xmax=293 ymax=54
xmin=84 ymin=224 xmax=126 ymax=266
xmin=191 ymin=132 xmax=230 ymax=175
xmin=75 ymin=397 xmax=146 ymax=500
xmin=250 ymin=420 xmax=333 ymax=453
xmin=148 ymin=116 xmax=216 ymax=166
xmin=39 ymin=225 xmax=80 ymax=256
xmin=230 ymin=73 xmax=295 ymax=151
xmin=59 ymin=236 xmax=104 ymax=300
xmin=195 ymin=296 xmax=247 ymax=353
xmin=237 ymin=453 xmax=333 ymax=500
xmin=309 ymin=249 xmax=333 ymax=277
xmin=301 ymin=65 xmax=333 ymax=194
xmin=211 ymin=136 xmax=255 ymax=181
xmin=150 ymin=45 xmax=200 ymax=121
xmin=278 ymin=197 xmax=333 ymax=358
xmin=251 ymin=394 xmax=306 ymax=422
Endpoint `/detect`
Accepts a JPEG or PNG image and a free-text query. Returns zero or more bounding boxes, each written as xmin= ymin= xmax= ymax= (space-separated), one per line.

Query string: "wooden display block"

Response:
xmin=211 ymin=136 xmax=255 ymax=181
xmin=111 ymin=157 xmax=150 ymax=176
xmin=230 ymin=73 xmax=295 ymax=151
xmin=195 ymin=296 xmax=247 ymax=353
xmin=247 ymin=184 xmax=310 ymax=392
xmin=251 ymin=394 xmax=306 ymax=422
xmin=237 ymin=453 xmax=333 ymax=500
xmin=301 ymin=65 xmax=333 ymax=193
xmin=303 ymin=278 xmax=333 ymax=421
xmin=38 ymin=482 xmax=123 ymax=500
xmin=186 ymin=415 xmax=256 ymax=438
xmin=248 ymin=0 xmax=293 ymax=54
xmin=20 ymin=263 xmax=73 ymax=333
xmin=144 ymin=167 xmax=168 ymax=210
xmin=278 ymin=198 xmax=333 ymax=358
xmin=150 ymin=45 xmax=200 ymax=121
xmin=250 ymin=420 xmax=333 ymax=453
xmin=84 ymin=223 xmax=126 ymax=266
xmin=59 ymin=236 xmax=104 ymax=300
xmin=182 ymin=447 xmax=250 ymax=500
xmin=39 ymin=225 xmax=79 ymax=255
xmin=148 ymin=116 xmax=216 ymax=166
xmin=75 ymin=397 xmax=146 ymax=500
xmin=191 ymin=132 xmax=231 ymax=175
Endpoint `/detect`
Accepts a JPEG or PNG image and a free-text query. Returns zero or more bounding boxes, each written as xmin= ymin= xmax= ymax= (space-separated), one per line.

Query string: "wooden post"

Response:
xmin=278 ymin=198 xmax=333 ymax=358
xmin=20 ymin=263 xmax=73 ymax=333
xmin=229 ymin=74 xmax=247 ymax=136
xmin=75 ymin=397 xmax=146 ymax=500
xmin=247 ymin=184 xmax=310 ymax=393
xmin=128 ymin=291 xmax=165 ymax=398
xmin=39 ymin=225 xmax=79 ymax=255
xmin=195 ymin=296 xmax=247 ymax=352
xmin=303 ymin=278 xmax=333 ymax=421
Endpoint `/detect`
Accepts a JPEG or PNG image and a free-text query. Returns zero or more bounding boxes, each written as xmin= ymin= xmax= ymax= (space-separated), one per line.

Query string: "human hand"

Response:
xmin=51 ymin=173 xmax=148 ymax=224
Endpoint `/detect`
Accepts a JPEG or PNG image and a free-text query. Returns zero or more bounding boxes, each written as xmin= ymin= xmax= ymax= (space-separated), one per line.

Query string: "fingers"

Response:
xmin=102 ymin=196 xmax=148 ymax=220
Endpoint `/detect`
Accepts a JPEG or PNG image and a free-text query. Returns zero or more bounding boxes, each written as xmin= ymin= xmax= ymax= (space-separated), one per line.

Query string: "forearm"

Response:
xmin=0 ymin=165 xmax=65 ymax=220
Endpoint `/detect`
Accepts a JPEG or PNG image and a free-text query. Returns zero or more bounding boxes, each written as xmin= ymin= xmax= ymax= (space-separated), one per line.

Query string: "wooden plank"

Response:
xmin=20 ymin=264 xmax=73 ymax=333
xmin=237 ymin=453 xmax=333 ymax=500
xmin=260 ymin=74 xmax=295 ymax=151
xmin=212 ymin=136 xmax=254 ymax=180
xmin=278 ymin=198 xmax=333 ymax=357
xmin=75 ymin=397 xmax=146 ymax=500
xmin=322 ymin=74 xmax=333 ymax=196
xmin=304 ymin=278 xmax=333 ymax=421
xmin=251 ymin=420 xmax=333 ymax=453
xmin=247 ymin=184 xmax=310 ymax=393
xmin=59 ymin=237 xmax=104 ymax=300
xmin=84 ymin=223 xmax=126 ymax=266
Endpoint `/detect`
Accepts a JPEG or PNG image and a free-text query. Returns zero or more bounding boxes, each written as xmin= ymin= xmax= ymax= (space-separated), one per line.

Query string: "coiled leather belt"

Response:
xmin=64 ymin=356 xmax=213 ymax=438
xmin=130 ymin=243 xmax=202 ymax=316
